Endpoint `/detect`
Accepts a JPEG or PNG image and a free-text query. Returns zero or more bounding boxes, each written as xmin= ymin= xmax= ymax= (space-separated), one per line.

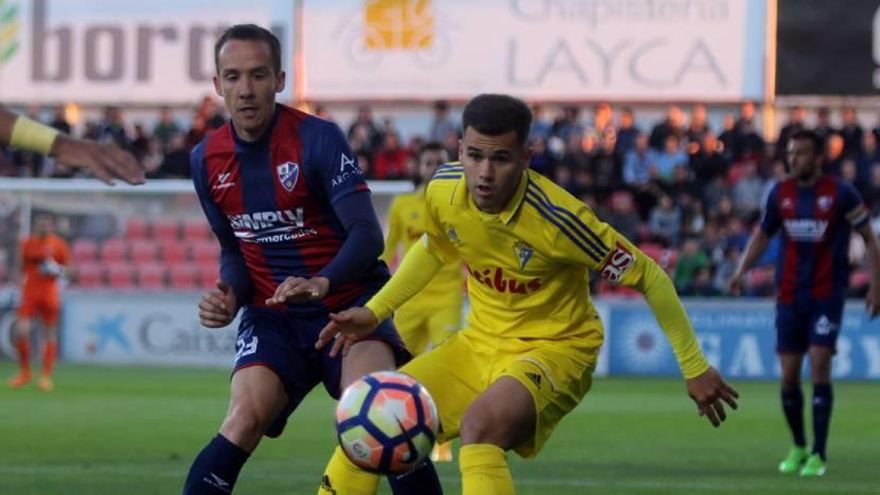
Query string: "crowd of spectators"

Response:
xmin=2 ymin=98 xmax=878 ymax=297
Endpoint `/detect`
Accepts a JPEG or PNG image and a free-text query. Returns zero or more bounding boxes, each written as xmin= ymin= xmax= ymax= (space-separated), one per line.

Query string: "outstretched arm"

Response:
xmin=315 ymin=239 xmax=444 ymax=356
xmin=728 ymin=230 xmax=771 ymax=295
xmin=0 ymin=105 xmax=144 ymax=185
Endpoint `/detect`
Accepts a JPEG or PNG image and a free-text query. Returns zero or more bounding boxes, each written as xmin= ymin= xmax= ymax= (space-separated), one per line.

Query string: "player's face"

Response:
xmin=460 ymin=127 xmax=529 ymax=214
xmin=214 ymin=39 xmax=285 ymax=142
xmin=786 ymin=138 xmax=820 ymax=182
xmin=34 ymin=216 xmax=54 ymax=237
xmin=418 ymin=150 xmax=446 ymax=184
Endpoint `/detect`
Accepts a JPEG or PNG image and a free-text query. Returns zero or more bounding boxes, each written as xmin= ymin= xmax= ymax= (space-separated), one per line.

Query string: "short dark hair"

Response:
xmin=790 ymin=129 xmax=824 ymax=156
xmin=419 ymin=141 xmax=446 ymax=157
xmin=214 ymin=24 xmax=281 ymax=74
xmin=462 ymin=94 xmax=532 ymax=146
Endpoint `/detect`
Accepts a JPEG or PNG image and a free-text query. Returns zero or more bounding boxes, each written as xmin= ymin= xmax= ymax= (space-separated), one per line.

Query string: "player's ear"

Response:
xmin=213 ymin=75 xmax=224 ymax=98
xmin=275 ymin=70 xmax=286 ymax=94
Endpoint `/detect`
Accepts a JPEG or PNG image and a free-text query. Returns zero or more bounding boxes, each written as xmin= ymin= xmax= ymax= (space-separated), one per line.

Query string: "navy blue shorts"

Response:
xmin=775 ymin=297 xmax=844 ymax=354
xmin=232 ymin=300 xmax=410 ymax=437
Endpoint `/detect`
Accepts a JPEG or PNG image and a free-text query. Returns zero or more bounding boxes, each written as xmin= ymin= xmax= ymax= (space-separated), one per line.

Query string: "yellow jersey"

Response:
xmin=369 ymin=164 xmax=709 ymax=378
xmin=383 ymin=185 xmax=464 ymax=310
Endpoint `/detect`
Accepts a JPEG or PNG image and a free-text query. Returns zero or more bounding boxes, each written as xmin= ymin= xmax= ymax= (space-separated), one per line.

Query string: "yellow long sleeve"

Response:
xmin=634 ymin=258 xmax=710 ymax=379
xmin=366 ymin=238 xmax=444 ymax=321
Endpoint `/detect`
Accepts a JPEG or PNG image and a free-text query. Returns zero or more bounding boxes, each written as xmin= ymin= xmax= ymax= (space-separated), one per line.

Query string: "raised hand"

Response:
xmin=315 ymin=307 xmax=380 ymax=357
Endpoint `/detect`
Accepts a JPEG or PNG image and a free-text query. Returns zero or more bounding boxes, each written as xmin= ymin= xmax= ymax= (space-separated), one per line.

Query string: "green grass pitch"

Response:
xmin=1 ymin=362 xmax=878 ymax=494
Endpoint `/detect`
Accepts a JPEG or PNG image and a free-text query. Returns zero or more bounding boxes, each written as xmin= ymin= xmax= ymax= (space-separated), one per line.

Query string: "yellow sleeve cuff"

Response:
xmin=365 ymin=239 xmax=444 ymax=321
xmin=636 ymin=258 xmax=710 ymax=379
xmin=10 ymin=116 xmax=60 ymax=155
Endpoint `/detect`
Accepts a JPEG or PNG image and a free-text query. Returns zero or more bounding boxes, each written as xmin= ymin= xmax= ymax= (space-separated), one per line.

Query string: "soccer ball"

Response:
xmin=335 ymin=371 xmax=439 ymax=474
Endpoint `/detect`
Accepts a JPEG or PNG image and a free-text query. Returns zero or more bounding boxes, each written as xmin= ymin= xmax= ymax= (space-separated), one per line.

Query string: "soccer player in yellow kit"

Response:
xmin=382 ymin=142 xmax=463 ymax=462
xmin=317 ymin=94 xmax=739 ymax=495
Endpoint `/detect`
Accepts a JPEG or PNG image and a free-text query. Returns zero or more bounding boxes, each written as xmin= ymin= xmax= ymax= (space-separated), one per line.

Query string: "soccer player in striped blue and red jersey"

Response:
xmin=182 ymin=25 xmax=441 ymax=495
xmin=730 ymin=129 xmax=880 ymax=477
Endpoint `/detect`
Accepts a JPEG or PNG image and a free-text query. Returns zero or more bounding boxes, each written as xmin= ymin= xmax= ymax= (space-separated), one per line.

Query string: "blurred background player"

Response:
xmin=0 ymin=104 xmax=144 ymax=185
xmin=8 ymin=213 xmax=70 ymax=391
xmin=184 ymin=24 xmax=440 ymax=495
xmin=730 ymin=130 xmax=880 ymax=477
xmin=381 ymin=141 xmax=463 ymax=462
xmin=318 ymin=94 xmax=739 ymax=495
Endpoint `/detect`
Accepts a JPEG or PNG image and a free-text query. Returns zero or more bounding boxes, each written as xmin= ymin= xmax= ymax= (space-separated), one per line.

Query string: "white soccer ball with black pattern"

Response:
xmin=335 ymin=371 xmax=439 ymax=474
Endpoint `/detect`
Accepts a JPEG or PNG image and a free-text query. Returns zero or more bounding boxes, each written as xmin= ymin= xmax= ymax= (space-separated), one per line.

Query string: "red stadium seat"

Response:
xmin=850 ymin=270 xmax=870 ymax=291
xmin=124 ymin=218 xmax=149 ymax=239
xmin=191 ymin=242 xmax=220 ymax=263
xmin=99 ymin=238 xmax=128 ymax=263
xmin=74 ymin=262 xmax=104 ymax=288
xmin=106 ymin=263 xmax=136 ymax=289
xmin=169 ymin=264 xmax=199 ymax=290
xmin=182 ymin=219 xmax=213 ymax=241
xmin=196 ymin=262 xmax=220 ymax=289
xmin=160 ymin=241 xmax=189 ymax=264
xmin=137 ymin=263 xmax=166 ymax=290
xmin=151 ymin=219 xmax=181 ymax=241
xmin=130 ymin=240 xmax=159 ymax=263
xmin=71 ymin=239 xmax=99 ymax=263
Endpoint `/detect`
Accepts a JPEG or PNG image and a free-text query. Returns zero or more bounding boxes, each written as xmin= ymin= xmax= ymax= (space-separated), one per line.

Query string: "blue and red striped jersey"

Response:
xmin=191 ymin=104 xmax=389 ymax=314
xmin=760 ymin=175 xmax=869 ymax=304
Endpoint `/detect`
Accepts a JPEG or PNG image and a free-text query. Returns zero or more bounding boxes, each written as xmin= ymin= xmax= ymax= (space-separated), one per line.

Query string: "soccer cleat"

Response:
xmin=37 ymin=376 xmax=54 ymax=392
xmin=778 ymin=446 xmax=808 ymax=473
xmin=8 ymin=373 xmax=32 ymax=389
xmin=799 ymin=453 xmax=827 ymax=477
xmin=430 ymin=441 xmax=453 ymax=462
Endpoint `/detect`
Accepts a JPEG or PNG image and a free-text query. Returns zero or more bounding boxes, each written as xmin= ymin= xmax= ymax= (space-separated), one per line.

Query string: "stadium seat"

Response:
xmin=850 ymin=270 xmax=870 ymax=291
xmin=124 ymin=218 xmax=149 ymax=239
xmin=151 ymin=219 xmax=181 ymax=241
xmin=191 ymin=242 xmax=220 ymax=263
xmin=169 ymin=264 xmax=199 ymax=290
xmin=160 ymin=241 xmax=189 ymax=264
xmin=106 ymin=263 xmax=136 ymax=289
xmin=182 ymin=219 xmax=213 ymax=241
xmin=196 ymin=262 xmax=220 ymax=289
xmin=130 ymin=240 xmax=159 ymax=263
xmin=99 ymin=239 xmax=128 ymax=263
xmin=638 ymin=243 xmax=664 ymax=262
xmin=136 ymin=263 xmax=167 ymax=290
xmin=74 ymin=262 xmax=104 ymax=288
xmin=71 ymin=239 xmax=99 ymax=263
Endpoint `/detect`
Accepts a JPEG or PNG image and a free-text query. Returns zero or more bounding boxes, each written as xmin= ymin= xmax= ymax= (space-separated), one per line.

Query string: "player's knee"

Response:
xmin=459 ymin=405 xmax=505 ymax=447
xmin=221 ymin=404 xmax=273 ymax=444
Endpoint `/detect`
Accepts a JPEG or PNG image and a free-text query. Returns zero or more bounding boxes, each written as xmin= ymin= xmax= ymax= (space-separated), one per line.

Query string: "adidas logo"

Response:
xmin=320 ymin=475 xmax=337 ymax=494
xmin=525 ymin=372 xmax=542 ymax=388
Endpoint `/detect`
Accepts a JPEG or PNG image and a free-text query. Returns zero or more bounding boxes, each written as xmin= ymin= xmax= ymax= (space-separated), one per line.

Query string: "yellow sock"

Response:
xmin=318 ymin=446 xmax=380 ymax=495
xmin=460 ymin=443 xmax=515 ymax=495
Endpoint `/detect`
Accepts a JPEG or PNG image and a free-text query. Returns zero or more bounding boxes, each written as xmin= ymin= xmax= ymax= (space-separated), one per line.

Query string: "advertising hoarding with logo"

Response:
xmin=0 ymin=0 xmax=295 ymax=104
xmin=303 ymin=0 xmax=766 ymax=101
xmin=60 ymin=292 xmax=238 ymax=366
xmin=607 ymin=300 xmax=880 ymax=380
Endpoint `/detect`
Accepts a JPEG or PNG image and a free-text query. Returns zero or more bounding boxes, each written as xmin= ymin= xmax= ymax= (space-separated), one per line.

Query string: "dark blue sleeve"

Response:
xmin=316 ymin=191 xmax=384 ymax=289
xmin=190 ymin=144 xmax=253 ymax=308
xmin=839 ymin=181 xmax=870 ymax=229
xmin=760 ymin=183 xmax=782 ymax=235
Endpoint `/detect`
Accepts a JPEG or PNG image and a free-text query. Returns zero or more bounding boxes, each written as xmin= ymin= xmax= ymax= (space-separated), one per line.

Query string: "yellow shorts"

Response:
xmin=399 ymin=327 xmax=600 ymax=458
xmin=394 ymin=303 xmax=461 ymax=355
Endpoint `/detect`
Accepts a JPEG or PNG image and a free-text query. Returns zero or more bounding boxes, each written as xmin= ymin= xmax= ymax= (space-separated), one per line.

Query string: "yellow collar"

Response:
xmin=451 ymin=170 xmax=529 ymax=225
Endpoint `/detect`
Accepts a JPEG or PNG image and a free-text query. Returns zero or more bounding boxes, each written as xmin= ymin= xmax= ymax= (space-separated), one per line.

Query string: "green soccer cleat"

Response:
xmin=799 ymin=453 xmax=827 ymax=477
xmin=778 ymin=446 xmax=808 ymax=474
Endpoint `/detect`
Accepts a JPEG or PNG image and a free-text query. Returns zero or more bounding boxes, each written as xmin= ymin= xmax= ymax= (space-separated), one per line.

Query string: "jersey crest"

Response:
xmin=276 ymin=162 xmax=300 ymax=192
xmin=513 ymin=241 xmax=534 ymax=270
